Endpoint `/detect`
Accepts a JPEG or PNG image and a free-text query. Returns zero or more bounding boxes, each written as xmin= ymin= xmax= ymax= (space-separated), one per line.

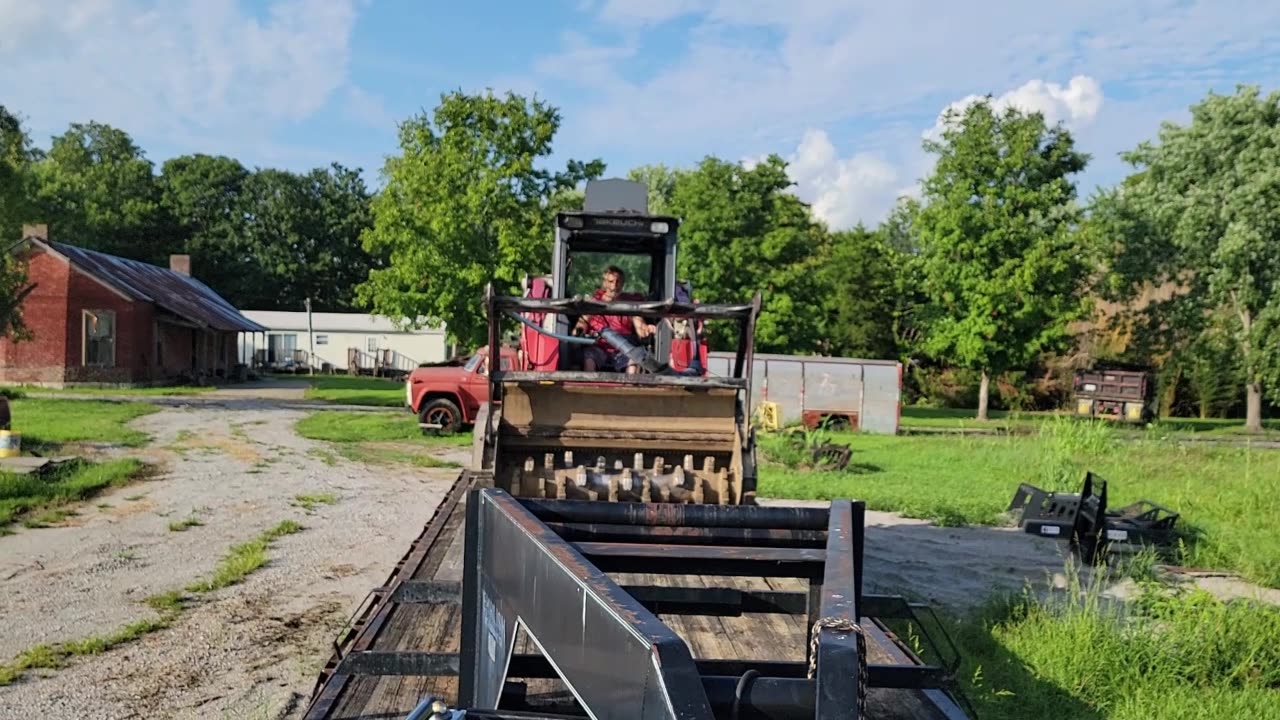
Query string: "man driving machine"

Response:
xmin=572 ymin=265 xmax=656 ymax=374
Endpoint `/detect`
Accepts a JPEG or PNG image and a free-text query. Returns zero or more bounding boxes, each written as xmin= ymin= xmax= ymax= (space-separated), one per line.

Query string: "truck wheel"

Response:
xmin=420 ymin=398 xmax=462 ymax=434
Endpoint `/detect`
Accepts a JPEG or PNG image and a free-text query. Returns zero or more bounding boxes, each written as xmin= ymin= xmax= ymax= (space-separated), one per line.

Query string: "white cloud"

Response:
xmin=760 ymin=130 xmax=906 ymax=230
xmin=343 ymin=85 xmax=395 ymax=131
xmin=597 ymin=0 xmax=710 ymax=25
xmin=763 ymin=75 xmax=1107 ymax=230
xmin=925 ymin=75 xmax=1104 ymax=141
xmin=0 ymin=0 xmax=361 ymax=158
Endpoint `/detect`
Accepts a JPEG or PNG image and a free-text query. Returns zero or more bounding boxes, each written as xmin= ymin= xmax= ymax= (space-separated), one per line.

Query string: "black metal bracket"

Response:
xmin=1008 ymin=471 xmax=1180 ymax=563
xmin=454 ymin=490 xmax=966 ymax=719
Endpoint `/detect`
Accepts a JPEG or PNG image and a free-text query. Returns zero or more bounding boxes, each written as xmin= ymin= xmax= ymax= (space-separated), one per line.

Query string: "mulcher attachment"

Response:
xmin=1008 ymin=471 xmax=1181 ymax=563
xmin=506 ymin=450 xmax=737 ymax=504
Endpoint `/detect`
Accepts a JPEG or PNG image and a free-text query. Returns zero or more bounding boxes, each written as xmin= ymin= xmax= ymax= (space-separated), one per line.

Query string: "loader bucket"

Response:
xmin=489 ymin=381 xmax=752 ymax=505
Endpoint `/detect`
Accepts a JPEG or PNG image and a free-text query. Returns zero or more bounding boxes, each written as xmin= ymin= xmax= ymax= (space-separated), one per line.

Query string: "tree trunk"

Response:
xmin=1245 ymin=381 xmax=1263 ymax=434
xmin=977 ymin=370 xmax=990 ymax=421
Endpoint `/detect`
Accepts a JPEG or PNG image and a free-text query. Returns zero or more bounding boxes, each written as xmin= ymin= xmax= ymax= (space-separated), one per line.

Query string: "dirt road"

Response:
xmin=0 ymin=404 xmax=460 ymax=720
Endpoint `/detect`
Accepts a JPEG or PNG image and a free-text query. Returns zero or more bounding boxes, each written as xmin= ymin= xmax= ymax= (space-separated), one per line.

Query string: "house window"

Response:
xmin=268 ymin=333 xmax=297 ymax=364
xmin=367 ymin=337 xmax=377 ymax=352
xmin=315 ymin=334 xmax=329 ymax=345
xmin=83 ymin=310 xmax=116 ymax=367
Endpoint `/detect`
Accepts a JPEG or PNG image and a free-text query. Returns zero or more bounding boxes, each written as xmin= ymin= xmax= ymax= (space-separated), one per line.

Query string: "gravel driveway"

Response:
xmin=0 ymin=403 xmax=460 ymax=720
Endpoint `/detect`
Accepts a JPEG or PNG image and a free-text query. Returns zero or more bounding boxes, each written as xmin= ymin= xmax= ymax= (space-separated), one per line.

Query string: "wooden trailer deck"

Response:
xmin=303 ymin=472 xmax=969 ymax=720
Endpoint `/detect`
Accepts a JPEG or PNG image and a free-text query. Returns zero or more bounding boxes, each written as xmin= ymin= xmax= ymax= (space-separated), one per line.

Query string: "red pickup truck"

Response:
xmin=404 ymin=345 xmax=519 ymax=433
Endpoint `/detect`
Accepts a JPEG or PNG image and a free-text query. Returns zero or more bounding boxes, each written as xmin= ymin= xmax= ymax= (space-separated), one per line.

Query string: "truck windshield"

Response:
xmin=463 ymin=354 xmax=483 ymax=372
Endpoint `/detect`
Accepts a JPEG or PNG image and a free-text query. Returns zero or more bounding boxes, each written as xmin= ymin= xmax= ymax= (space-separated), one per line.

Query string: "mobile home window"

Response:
xmin=83 ymin=310 xmax=116 ymax=367
xmin=315 ymin=334 xmax=329 ymax=345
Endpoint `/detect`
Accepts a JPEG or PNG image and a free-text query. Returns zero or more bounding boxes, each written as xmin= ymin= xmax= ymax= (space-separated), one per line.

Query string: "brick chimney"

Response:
xmin=170 ymin=254 xmax=191 ymax=276
xmin=22 ymin=223 xmax=48 ymax=241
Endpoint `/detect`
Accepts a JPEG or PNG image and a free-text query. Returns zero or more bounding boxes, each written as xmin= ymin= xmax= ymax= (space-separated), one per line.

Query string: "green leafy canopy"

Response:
xmin=1099 ymin=84 xmax=1280 ymax=424
xmin=914 ymin=98 xmax=1094 ymax=378
xmin=356 ymin=90 xmax=603 ymax=348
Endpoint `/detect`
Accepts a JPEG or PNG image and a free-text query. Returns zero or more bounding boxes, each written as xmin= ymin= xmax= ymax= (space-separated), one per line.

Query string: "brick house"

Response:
xmin=0 ymin=224 xmax=267 ymax=387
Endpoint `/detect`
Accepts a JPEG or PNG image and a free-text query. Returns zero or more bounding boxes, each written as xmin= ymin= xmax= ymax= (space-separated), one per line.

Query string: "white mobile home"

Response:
xmin=238 ymin=310 xmax=448 ymax=375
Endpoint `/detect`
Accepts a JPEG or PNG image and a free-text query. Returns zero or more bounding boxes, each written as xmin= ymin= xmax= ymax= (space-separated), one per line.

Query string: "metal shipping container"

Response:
xmin=706 ymin=352 xmax=902 ymax=434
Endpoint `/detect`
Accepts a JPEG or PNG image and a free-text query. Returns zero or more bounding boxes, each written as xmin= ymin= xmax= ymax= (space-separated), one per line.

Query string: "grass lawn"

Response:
xmin=1 ymin=397 xmax=156 ymax=531
xmin=947 ymin=574 xmax=1280 ymax=719
xmin=295 ymin=410 xmax=469 ymax=469
xmin=759 ymin=417 xmax=1280 ymax=588
xmin=299 ymin=376 xmax=405 ymax=407
xmin=763 ymin=418 xmax=1280 ymax=718
xmin=7 ymin=397 xmax=158 ymax=449
xmin=0 ymin=458 xmax=145 ymax=531
xmin=900 ymin=405 xmax=1280 ymax=437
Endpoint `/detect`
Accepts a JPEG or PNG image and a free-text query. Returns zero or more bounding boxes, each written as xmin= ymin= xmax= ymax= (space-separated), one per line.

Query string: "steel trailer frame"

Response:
xmin=329 ymin=487 xmax=968 ymax=720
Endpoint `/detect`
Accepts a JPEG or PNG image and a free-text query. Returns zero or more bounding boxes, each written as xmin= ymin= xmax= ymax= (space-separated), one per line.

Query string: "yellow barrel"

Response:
xmin=0 ymin=430 xmax=20 ymax=458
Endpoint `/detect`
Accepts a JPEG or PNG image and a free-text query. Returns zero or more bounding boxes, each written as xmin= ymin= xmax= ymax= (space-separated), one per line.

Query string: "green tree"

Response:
xmin=160 ymin=153 xmax=250 ymax=245
xmin=157 ymin=157 xmax=376 ymax=312
xmin=913 ymin=98 xmax=1092 ymax=420
xmin=1 ymin=105 xmax=38 ymax=241
xmin=356 ymin=90 xmax=603 ymax=348
xmin=666 ymin=154 xmax=830 ymax=354
xmin=32 ymin=121 xmax=174 ymax=261
xmin=626 ymin=164 xmax=682 ymax=214
xmin=1100 ymin=85 xmax=1280 ymax=432
xmin=0 ymin=105 xmax=37 ymax=341
xmin=819 ymin=225 xmax=901 ymax=359
xmin=879 ymin=196 xmax=923 ymax=255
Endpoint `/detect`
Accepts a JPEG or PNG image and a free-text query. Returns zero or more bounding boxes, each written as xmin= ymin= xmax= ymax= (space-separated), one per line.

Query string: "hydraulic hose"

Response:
xmin=504 ymin=310 xmax=597 ymax=345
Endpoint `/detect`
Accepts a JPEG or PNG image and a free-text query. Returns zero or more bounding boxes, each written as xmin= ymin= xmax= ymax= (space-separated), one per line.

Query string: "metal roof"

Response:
xmin=39 ymin=240 xmax=267 ymax=333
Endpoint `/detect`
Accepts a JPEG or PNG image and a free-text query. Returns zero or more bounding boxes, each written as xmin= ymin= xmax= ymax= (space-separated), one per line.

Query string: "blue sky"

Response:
xmin=3 ymin=0 xmax=1279 ymax=230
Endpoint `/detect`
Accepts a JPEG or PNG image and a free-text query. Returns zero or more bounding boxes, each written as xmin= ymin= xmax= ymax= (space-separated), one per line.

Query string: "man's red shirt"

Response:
xmin=586 ymin=289 xmax=642 ymax=350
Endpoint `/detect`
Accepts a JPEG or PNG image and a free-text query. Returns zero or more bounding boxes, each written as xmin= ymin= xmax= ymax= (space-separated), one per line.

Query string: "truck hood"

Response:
xmin=408 ymin=365 xmax=472 ymax=384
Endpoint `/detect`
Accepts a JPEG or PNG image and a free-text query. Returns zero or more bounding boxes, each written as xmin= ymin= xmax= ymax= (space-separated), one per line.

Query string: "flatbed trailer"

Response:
xmin=301 ymin=470 xmax=972 ymax=720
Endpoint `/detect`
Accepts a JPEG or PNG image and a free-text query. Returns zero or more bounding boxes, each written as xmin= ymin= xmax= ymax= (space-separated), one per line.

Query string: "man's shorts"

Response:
xmin=583 ymin=345 xmax=632 ymax=373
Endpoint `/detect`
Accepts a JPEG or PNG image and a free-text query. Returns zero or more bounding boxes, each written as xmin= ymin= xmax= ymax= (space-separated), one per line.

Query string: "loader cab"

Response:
xmin=520 ymin=179 xmax=685 ymax=372
xmin=551 ymin=212 xmax=679 ymax=371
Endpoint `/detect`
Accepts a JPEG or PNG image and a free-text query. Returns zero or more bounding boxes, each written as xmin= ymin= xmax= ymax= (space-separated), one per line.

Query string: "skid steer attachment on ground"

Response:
xmin=1008 ymin=471 xmax=1181 ymax=563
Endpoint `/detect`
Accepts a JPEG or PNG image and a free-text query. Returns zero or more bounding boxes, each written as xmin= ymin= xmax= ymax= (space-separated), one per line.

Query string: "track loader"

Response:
xmin=473 ymin=177 xmax=759 ymax=508
xmin=303 ymin=179 xmax=971 ymax=720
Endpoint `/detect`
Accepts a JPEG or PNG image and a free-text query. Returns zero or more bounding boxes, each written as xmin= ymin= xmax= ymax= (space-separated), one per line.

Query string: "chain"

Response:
xmin=808 ymin=616 xmax=868 ymax=716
